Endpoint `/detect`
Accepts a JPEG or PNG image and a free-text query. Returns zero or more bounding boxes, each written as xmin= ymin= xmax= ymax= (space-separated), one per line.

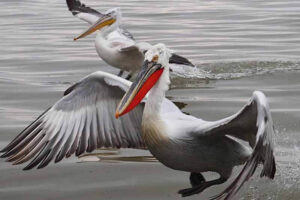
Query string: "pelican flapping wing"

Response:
xmin=195 ymin=91 xmax=275 ymax=199
xmin=0 ymin=71 xmax=146 ymax=170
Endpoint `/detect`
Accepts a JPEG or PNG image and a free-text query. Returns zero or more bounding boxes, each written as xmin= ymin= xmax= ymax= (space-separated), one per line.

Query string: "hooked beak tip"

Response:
xmin=115 ymin=112 xmax=120 ymax=119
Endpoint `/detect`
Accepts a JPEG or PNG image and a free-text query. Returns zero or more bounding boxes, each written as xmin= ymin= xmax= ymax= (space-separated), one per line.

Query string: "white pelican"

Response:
xmin=1 ymin=44 xmax=275 ymax=199
xmin=67 ymin=0 xmax=194 ymax=79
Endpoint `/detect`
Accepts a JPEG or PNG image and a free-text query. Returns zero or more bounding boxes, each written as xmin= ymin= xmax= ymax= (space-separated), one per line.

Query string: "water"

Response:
xmin=0 ymin=0 xmax=300 ymax=199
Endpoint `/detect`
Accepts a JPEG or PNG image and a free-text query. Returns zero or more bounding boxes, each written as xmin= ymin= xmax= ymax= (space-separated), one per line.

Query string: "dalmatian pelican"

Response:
xmin=67 ymin=0 xmax=194 ymax=79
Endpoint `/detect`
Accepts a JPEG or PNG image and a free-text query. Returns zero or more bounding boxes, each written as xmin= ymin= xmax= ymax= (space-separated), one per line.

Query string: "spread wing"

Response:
xmin=0 ymin=71 xmax=146 ymax=170
xmin=66 ymin=0 xmax=104 ymax=24
xmin=195 ymin=91 xmax=276 ymax=200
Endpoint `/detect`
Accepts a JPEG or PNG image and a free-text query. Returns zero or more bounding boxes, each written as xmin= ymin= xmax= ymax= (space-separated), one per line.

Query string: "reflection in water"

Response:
xmin=79 ymin=149 xmax=157 ymax=163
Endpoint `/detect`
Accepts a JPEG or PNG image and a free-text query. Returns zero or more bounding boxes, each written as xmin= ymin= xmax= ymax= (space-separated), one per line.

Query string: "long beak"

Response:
xmin=115 ymin=60 xmax=164 ymax=118
xmin=74 ymin=15 xmax=116 ymax=41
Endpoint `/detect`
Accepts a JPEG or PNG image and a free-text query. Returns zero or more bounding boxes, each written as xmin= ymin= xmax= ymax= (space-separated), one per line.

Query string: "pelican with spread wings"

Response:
xmin=67 ymin=0 xmax=194 ymax=79
xmin=1 ymin=44 xmax=276 ymax=199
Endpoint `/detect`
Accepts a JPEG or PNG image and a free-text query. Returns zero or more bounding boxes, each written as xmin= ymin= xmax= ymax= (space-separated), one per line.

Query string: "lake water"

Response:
xmin=0 ymin=0 xmax=299 ymax=199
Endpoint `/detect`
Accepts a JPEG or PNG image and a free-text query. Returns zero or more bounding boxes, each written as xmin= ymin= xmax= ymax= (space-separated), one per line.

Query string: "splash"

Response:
xmin=171 ymin=61 xmax=300 ymax=80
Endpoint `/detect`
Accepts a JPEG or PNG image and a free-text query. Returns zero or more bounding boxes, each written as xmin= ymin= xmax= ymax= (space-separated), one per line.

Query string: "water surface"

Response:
xmin=0 ymin=0 xmax=300 ymax=199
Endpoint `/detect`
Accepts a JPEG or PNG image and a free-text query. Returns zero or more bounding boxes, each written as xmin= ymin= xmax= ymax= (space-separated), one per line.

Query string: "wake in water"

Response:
xmin=171 ymin=61 xmax=300 ymax=80
xmin=1 ymin=61 xmax=300 ymax=88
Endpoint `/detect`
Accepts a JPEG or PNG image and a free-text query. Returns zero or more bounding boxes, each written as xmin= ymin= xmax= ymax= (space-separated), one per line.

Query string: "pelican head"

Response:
xmin=105 ymin=7 xmax=122 ymax=20
xmin=74 ymin=7 xmax=121 ymax=40
xmin=116 ymin=44 xmax=172 ymax=118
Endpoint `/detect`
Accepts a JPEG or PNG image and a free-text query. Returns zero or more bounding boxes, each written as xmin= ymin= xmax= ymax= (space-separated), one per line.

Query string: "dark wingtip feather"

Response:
xmin=64 ymin=82 xmax=80 ymax=96
xmin=260 ymin=151 xmax=276 ymax=179
xmin=0 ymin=107 xmax=50 ymax=156
xmin=23 ymin=165 xmax=34 ymax=171
xmin=22 ymin=143 xmax=50 ymax=170
xmin=271 ymin=157 xmax=276 ymax=178
xmin=169 ymin=53 xmax=195 ymax=67
xmin=37 ymin=163 xmax=48 ymax=169
xmin=37 ymin=140 xmax=64 ymax=169
xmin=66 ymin=0 xmax=81 ymax=12
xmin=66 ymin=0 xmax=102 ymax=17
xmin=0 ymin=152 xmax=8 ymax=158
xmin=54 ymin=155 xmax=64 ymax=163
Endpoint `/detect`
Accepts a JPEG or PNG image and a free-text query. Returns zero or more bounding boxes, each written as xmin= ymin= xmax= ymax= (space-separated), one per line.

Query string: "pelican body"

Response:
xmin=67 ymin=0 xmax=194 ymax=79
xmin=1 ymin=45 xmax=276 ymax=199
xmin=116 ymin=44 xmax=276 ymax=198
xmin=94 ymin=30 xmax=144 ymax=74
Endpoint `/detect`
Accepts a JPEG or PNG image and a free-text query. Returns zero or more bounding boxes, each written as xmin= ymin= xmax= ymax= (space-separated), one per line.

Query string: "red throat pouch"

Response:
xmin=121 ymin=68 xmax=164 ymax=116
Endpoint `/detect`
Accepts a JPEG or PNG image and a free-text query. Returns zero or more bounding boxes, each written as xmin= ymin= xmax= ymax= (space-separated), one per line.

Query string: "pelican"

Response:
xmin=67 ymin=0 xmax=194 ymax=79
xmin=1 ymin=44 xmax=276 ymax=199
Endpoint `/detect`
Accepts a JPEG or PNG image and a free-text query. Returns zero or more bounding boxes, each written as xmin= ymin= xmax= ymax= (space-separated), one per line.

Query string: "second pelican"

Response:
xmin=67 ymin=0 xmax=195 ymax=79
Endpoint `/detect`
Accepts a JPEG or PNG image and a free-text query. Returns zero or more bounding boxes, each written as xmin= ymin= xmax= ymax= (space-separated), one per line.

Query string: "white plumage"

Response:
xmin=67 ymin=0 xmax=194 ymax=79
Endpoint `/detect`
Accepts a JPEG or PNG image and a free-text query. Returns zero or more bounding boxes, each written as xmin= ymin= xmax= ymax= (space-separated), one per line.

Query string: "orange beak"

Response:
xmin=115 ymin=60 xmax=164 ymax=118
xmin=74 ymin=15 xmax=116 ymax=41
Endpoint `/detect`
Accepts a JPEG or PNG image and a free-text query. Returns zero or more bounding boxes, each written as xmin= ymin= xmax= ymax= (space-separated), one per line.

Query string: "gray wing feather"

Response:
xmin=119 ymin=45 xmax=141 ymax=52
xmin=197 ymin=91 xmax=276 ymax=200
xmin=119 ymin=26 xmax=135 ymax=40
xmin=1 ymin=71 xmax=145 ymax=170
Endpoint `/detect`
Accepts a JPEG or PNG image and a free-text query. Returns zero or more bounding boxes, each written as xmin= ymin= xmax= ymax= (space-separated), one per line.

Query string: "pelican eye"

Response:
xmin=152 ymin=55 xmax=159 ymax=62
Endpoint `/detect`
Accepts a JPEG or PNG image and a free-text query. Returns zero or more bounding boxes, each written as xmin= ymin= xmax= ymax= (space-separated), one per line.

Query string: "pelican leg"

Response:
xmin=125 ymin=74 xmax=132 ymax=80
xmin=178 ymin=177 xmax=227 ymax=197
xmin=190 ymin=172 xmax=205 ymax=187
xmin=117 ymin=70 xmax=124 ymax=77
